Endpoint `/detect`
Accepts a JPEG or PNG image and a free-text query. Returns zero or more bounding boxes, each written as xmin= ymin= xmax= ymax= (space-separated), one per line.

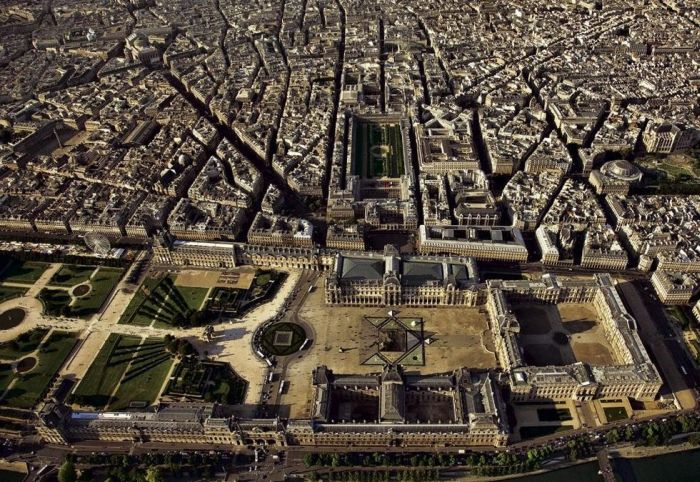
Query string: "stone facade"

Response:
xmin=38 ymin=403 xmax=287 ymax=447
xmin=299 ymin=365 xmax=509 ymax=447
xmin=325 ymin=245 xmax=481 ymax=307
xmin=486 ymin=274 xmax=662 ymax=402
xmin=417 ymin=225 xmax=529 ymax=262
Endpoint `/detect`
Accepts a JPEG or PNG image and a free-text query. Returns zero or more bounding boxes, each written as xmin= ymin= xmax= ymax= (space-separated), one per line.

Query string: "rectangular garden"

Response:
xmin=72 ymin=334 xmax=173 ymax=410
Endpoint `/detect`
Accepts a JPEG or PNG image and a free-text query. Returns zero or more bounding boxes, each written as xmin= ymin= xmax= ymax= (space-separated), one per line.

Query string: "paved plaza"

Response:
xmin=282 ymin=287 xmax=496 ymax=419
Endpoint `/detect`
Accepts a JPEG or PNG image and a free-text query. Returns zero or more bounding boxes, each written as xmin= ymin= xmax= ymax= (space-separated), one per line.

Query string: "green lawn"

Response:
xmin=174 ymin=284 xmax=209 ymax=310
xmin=72 ymin=334 xmax=140 ymax=408
xmin=73 ymin=334 xmax=173 ymax=410
xmin=37 ymin=288 xmax=72 ymax=317
xmin=117 ymin=277 xmax=162 ymax=326
xmin=387 ymin=123 xmax=405 ymax=177
xmin=69 ymin=267 xmax=123 ymax=317
xmin=0 ymin=286 xmax=28 ymax=304
xmin=109 ymin=337 xmax=174 ymax=410
xmin=352 ymin=120 xmax=405 ymax=179
xmin=49 ymin=265 xmax=97 ymax=287
xmin=0 ymin=331 xmax=77 ymax=409
xmin=638 ymin=152 xmax=700 ymax=195
xmin=0 ymin=364 xmax=15 ymax=394
xmin=38 ymin=267 xmax=122 ymax=318
xmin=118 ymin=276 xmax=208 ymax=328
xmin=0 ymin=257 xmax=50 ymax=284
xmin=0 ymin=329 xmax=49 ymax=360
xmin=603 ymin=406 xmax=628 ymax=422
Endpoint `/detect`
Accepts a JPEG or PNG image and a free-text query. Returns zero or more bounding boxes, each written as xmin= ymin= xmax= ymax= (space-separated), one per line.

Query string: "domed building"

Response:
xmin=589 ymin=159 xmax=642 ymax=195
xmin=600 ymin=159 xmax=643 ymax=182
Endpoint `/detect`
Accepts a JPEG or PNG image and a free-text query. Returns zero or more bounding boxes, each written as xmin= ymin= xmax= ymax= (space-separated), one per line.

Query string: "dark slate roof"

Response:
xmin=448 ymin=263 xmax=469 ymax=283
xmin=340 ymin=257 xmax=385 ymax=280
xmin=401 ymin=261 xmax=443 ymax=285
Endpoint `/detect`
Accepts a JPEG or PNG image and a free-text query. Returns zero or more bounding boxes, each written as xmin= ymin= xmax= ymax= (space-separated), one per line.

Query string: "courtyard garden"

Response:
xmin=603 ymin=406 xmax=629 ymax=422
xmin=164 ymin=359 xmax=247 ymax=404
xmin=537 ymin=407 xmax=573 ymax=423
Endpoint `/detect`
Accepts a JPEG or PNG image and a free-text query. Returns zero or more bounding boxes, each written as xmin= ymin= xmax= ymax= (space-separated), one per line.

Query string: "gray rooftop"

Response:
xmin=340 ymin=257 xmax=385 ymax=281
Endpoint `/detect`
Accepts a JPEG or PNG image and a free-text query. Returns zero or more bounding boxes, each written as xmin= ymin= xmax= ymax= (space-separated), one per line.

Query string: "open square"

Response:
xmin=281 ymin=288 xmax=496 ymax=419
xmin=361 ymin=315 xmax=425 ymax=366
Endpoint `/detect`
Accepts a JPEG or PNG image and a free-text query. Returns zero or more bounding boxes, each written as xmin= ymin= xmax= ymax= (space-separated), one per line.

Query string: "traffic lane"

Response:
xmin=665 ymin=338 xmax=698 ymax=388
xmin=617 ymin=281 xmax=697 ymax=410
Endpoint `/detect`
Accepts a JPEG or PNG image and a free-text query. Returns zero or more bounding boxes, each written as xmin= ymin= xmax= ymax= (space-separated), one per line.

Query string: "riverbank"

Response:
xmin=447 ymin=444 xmax=700 ymax=482
xmin=611 ymin=446 xmax=700 ymax=482
xmin=447 ymin=458 xmax=599 ymax=482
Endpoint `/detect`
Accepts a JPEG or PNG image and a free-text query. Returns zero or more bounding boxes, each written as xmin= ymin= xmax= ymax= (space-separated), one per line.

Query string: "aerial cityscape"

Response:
xmin=0 ymin=0 xmax=699 ymax=481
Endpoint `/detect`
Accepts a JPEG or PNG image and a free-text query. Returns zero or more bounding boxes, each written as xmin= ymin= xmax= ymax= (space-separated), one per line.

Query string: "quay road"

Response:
xmin=10 ymin=409 xmax=700 ymax=482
